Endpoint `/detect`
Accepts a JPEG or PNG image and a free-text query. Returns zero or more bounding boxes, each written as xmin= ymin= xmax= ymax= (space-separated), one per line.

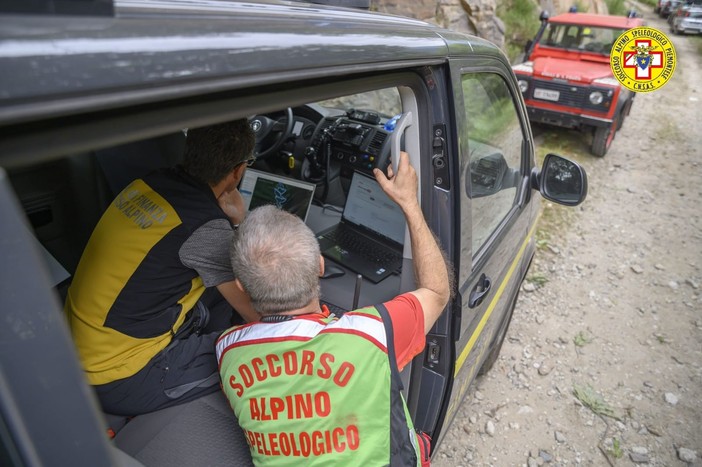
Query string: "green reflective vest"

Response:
xmin=216 ymin=304 xmax=420 ymax=466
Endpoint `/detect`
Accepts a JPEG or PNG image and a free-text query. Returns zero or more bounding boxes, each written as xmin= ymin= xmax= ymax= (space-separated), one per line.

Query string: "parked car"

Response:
xmin=666 ymin=0 xmax=687 ymax=25
xmin=512 ymin=11 xmax=644 ymax=157
xmin=0 ymin=0 xmax=587 ymax=465
xmin=671 ymin=5 xmax=702 ymax=32
xmin=661 ymin=0 xmax=684 ymax=17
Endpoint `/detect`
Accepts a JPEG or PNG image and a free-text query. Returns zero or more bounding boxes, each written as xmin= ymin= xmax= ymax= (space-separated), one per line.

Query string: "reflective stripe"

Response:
xmin=454 ymin=221 xmax=538 ymax=376
xmin=324 ymin=313 xmax=386 ymax=347
xmin=216 ymin=311 xmax=387 ymax=364
xmin=216 ymin=320 xmax=323 ymax=361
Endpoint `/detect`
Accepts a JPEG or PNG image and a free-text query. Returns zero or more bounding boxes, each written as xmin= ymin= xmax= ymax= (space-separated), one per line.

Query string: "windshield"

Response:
xmin=539 ymin=23 xmax=626 ymax=54
xmin=317 ymin=88 xmax=401 ymax=119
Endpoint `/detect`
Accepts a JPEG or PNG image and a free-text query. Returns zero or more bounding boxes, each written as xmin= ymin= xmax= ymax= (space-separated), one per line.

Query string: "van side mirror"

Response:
xmin=539 ymin=10 xmax=550 ymax=21
xmin=532 ymin=153 xmax=587 ymax=206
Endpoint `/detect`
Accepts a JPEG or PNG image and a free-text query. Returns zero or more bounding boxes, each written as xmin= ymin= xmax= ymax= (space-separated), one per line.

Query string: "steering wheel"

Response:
xmin=249 ymin=108 xmax=294 ymax=160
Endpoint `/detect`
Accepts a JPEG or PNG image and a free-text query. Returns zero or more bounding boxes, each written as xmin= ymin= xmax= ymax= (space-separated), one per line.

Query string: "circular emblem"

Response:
xmin=610 ymin=27 xmax=676 ymax=93
xmin=250 ymin=120 xmax=262 ymax=132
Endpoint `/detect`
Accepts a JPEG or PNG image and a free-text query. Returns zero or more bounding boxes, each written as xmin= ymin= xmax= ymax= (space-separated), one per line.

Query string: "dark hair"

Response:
xmin=183 ymin=119 xmax=255 ymax=185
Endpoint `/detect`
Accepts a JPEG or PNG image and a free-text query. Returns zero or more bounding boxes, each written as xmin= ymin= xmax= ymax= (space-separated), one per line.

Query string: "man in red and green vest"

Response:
xmin=216 ymin=151 xmax=451 ymax=466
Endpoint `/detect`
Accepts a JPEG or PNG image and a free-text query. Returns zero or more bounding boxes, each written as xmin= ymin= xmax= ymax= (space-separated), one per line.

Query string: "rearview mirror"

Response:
xmin=532 ymin=153 xmax=587 ymax=206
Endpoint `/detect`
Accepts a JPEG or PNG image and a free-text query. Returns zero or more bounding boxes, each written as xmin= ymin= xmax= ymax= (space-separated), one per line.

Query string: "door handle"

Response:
xmin=390 ymin=111 xmax=413 ymax=174
xmin=468 ymin=273 xmax=492 ymax=308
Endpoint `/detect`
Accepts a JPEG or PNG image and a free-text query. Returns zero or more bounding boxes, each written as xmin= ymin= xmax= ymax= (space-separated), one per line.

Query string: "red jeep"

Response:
xmin=512 ymin=12 xmax=644 ymax=156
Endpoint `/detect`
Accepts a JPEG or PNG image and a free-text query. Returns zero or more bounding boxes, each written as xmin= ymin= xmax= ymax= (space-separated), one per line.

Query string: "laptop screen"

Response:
xmin=343 ymin=171 xmax=406 ymax=245
xmin=239 ymin=169 xmax=316 ymax=222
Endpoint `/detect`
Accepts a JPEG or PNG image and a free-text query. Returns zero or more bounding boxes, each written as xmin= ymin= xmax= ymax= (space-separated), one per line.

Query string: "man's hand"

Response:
xmin=217 ymin=187 xmax=246 ymax=226
xmin=373 ymin=151 xmax=419 ymax=212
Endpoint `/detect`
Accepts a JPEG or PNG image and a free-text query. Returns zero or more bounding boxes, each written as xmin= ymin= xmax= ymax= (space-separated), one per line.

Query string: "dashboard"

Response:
xmin=255 ymin=105 xmax=396 ymax=206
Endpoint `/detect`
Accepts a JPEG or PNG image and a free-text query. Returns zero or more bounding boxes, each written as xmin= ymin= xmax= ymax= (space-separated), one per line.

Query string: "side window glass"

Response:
xmin=460 ymin=73 xmax=524 ymax=270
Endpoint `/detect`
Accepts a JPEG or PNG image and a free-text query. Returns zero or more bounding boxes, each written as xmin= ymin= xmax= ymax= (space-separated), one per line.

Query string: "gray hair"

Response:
xmin=230 ymin=205 xmax=321 ymax=314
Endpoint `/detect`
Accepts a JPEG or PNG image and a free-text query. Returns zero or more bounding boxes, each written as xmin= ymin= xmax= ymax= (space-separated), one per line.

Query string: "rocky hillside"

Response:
xmin=372 ymin=0 xmax=506 ymax=49
xmin=372 ymin=0 xmax=609 ymax=56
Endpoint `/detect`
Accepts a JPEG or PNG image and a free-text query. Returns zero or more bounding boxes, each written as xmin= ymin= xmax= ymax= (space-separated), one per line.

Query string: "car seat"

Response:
xmin=94 ymin=131 xmax=186 ymax=199
xmin=112 ymin=391 xmax=253 ymax=467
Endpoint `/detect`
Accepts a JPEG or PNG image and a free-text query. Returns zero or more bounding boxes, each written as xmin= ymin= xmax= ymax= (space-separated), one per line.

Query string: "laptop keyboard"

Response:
xmin=325 ymin=227 xmax=400 ymax=265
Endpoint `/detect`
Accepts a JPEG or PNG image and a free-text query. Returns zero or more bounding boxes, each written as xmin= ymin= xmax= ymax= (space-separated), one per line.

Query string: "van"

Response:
xmin=0 ymin=1 xmax=586 ymax=465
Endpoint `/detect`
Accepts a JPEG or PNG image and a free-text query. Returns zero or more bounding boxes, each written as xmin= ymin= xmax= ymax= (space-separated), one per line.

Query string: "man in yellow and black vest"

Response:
xmin=217 ymin=152 xmax=451 ymax=466
xmin=66 ymin=119 xmax=258 ymax=416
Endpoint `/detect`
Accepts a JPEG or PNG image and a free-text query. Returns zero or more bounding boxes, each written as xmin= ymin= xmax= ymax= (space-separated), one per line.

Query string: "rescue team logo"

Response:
xmin=610 ymin=27 xmax=676 ymax=93
xmin=228 ymin=350 xmax=361 ymax=458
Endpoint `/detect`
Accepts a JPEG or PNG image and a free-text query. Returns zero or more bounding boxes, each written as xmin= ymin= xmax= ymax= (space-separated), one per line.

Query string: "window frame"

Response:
xmin=456 ymin=65 xmax=533 ymax=277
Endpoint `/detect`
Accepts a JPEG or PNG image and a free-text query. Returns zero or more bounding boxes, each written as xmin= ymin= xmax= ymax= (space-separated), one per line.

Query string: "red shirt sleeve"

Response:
xmin=382 ymin=293 xmax=425 ymax=371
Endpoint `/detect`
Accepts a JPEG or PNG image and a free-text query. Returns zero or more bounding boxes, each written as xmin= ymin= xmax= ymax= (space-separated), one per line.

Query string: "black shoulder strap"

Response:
xmin=375 ymin=303 xmax=404 ymax=391
xmin=375 ymin=303 xmax=417 ymax=467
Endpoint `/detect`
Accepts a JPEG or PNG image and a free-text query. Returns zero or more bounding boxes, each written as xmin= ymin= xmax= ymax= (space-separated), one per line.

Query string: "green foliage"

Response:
xmin=537 ymin=128 xmax=591 ymax=164
xmin=572 ymin=383 xmax=620 ymax=420
xmin=526 ymin=274 xmax=549 ymax=287
xmin=536 ymin=237 xmax=550 ymax=249
xmin=497 ymin=0 xmax=541 ymax=62
xmin=573 ymin=331 xmax=592 ymax=347
xmin=611 ymin=438 xmax=624 ymax=458
xmin=605 ymin=0 xmax=628 ymax=16
xmin=636 ymin=0 xmax=657 ymax=6
xmin=573 ymin=0 xmax=589 ymax=12
xmin=535 ymin=189 xmax=577 ymax=243
xmin=461 ymin=73 xmax=519 ymax=144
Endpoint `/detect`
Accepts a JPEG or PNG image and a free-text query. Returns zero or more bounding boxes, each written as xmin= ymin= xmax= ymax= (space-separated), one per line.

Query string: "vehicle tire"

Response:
xmin=478 ymin=289 xmax=518 ymax=376
xmin=592 ymin=122 xmax=616 ymax=157
xmin=616 ymin=101 xmax=631 ymax=131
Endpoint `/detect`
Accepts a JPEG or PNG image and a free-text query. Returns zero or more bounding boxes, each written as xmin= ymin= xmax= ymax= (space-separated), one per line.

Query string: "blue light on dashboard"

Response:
xmin=384 ymin=114 xmax=401 ymax=132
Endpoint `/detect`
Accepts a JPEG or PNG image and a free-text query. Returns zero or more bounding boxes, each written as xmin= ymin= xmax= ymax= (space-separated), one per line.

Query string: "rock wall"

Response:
xmin=371 ymin=0 xmax=610 ymax=51
xmin=372 ymin=0 xmax=505 ymax=49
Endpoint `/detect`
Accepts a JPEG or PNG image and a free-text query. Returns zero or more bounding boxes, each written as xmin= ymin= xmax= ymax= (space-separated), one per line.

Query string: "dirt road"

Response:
xmin=434 ymin=10 xmax=702 ymax=467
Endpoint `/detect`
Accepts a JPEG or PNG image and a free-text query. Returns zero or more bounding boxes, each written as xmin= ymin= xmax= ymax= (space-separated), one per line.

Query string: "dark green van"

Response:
xmin=0 ymin=1 xmax=586 ymax=465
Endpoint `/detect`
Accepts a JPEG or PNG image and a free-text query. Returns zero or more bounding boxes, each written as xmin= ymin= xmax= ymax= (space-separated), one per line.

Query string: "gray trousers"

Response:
xmin=95 ymin=291 xmax=238 ymax=416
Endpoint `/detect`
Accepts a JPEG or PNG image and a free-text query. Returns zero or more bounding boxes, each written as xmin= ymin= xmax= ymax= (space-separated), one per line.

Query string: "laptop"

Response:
xmin=239 ymin=169 xmax=316 ymax=222
xmin=316 ymin=171 xmax=406 ymax=284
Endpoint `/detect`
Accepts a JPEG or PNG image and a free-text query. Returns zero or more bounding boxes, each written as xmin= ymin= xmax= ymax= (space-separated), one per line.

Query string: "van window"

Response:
xmin=15 ymin=82 xmax=415 ymax=307
xmin=460 ymin=73 xmax=523 ymax=272
xmin=318 ymin=88 xmax=401 ymax=119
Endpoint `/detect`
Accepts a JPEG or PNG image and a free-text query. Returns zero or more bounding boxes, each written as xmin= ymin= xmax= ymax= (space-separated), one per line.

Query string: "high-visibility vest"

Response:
xmin=216 ymin=304 xmax=421 ymax=466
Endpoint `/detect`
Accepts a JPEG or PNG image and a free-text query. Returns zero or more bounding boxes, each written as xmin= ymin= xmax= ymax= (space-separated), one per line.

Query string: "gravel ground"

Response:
xmin=433 ymin=9 xmax=702 ymax=467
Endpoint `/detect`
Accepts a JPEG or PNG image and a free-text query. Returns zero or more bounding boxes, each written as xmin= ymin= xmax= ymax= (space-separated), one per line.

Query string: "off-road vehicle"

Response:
xmin=512 ymin=11 xmax=644 ymax=157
